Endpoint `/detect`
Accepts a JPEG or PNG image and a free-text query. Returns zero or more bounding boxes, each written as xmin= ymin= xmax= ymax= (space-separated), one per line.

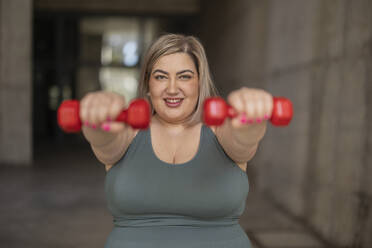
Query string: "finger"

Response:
xmin=80 ymin=94 xmax=94 ymax=126
xmin=93 ymin=92 xmax=117 ymax=126
xmin=242 ymin=94 xmax=256 ymax=121
xmin=227 ymin=91 xmax=245 ymax=114
xmin=233 ymin=98 xmax=250 ymax=128
xmin=97 ymin=104 xmax=111 ymax=124
xmin=89 ymin=102 xmax=103 ymax=129
xmin=100 ymin=121 xmax=126 ymax=133
xmin=254 ymin=97 xmax=265 ymax=123
xmin=230 ymin=113 xmax=245 ymax=128
xmin=227 ymin=92 xmax=246 ymax=128
xmin=95 ymin=95 xmax=112 ymax=123
xmin=108 ymin=96 xmax=127 ymax=121
xmin=265 ymin=94 xmax=274 ymax=120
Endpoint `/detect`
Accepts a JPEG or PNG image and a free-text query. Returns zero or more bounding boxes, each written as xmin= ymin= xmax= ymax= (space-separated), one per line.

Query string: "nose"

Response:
xmin=166 ymin=77 xmax=179 ymax=94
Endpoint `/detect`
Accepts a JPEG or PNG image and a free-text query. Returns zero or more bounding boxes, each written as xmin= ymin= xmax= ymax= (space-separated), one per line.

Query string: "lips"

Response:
xmin=164 ymin=98 xmax=184 ymax=107
xmin=164 ymin=98 xmax=183 ymax=103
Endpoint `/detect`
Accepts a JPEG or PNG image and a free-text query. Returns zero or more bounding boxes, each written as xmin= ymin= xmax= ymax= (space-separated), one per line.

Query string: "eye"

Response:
xmin=154 ymin=75 xmax=166 ymax=80
xmin=179 ymin=74 xmax=192 ymax=80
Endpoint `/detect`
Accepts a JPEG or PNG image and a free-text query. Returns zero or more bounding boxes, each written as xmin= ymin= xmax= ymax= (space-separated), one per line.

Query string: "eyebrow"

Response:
xmin=152 ymin=69 xmax=195 ymax=75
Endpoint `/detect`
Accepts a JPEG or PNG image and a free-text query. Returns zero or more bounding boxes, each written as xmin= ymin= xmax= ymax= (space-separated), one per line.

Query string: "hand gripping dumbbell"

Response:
xmin=203 ymin=97 xmax=293 ymax=126
xmin=57 ymin=99 xmax=151 ymax=133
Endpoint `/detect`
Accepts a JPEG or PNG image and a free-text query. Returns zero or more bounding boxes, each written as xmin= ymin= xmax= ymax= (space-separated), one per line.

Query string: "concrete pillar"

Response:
xmin=199 ymin=0 xmax=372 ymax=246
xmin=0 ymin=0 xmax=33 ymax=166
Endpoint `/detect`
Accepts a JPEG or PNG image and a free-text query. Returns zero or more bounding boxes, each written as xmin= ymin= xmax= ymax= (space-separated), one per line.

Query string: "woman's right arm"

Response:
xmin=80 ymin=91 xmax=135 ymax=167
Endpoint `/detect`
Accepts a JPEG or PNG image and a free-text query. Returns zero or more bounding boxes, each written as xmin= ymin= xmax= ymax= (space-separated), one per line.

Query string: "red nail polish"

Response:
xmin=256 ymin=118 xmax=262 ymax=123
xmin=240 ymin=116 xmax=248 ymax=124
xmin=247 ymin=119 xmax=254 ymax=124
xmin=91 ymin=124 xmax=96 ymax=129
xmin=264 ymin=114 xmax=270 ymax=120
xmin=101 ymin=124 xmax=110 ymax=131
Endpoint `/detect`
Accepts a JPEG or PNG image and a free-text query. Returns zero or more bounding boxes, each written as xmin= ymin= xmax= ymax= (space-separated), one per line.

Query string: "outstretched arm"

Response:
xmin=214 ymin=87 xmax=273 ymax=171
xmin=80 ymin=91 xmax=134 ymax=166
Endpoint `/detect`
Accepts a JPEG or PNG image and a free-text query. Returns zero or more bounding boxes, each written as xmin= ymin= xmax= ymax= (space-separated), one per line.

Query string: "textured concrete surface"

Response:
xmin=0 ymin=0 xmax=32 ymax=165
xmin=34 ymin=0 xmax=200 ymax=14
xmin=200 ymin=0 xmax=372 ymax=246
xmin=0 ymin=139 xmax=112 ymax=248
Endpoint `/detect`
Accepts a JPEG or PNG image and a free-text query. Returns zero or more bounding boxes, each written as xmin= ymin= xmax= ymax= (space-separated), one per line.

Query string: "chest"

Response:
xmin=105 ymin=124 xmax=249 ymax=217
xmin=150 ymin=126 xmax=201 ymax=165
xmin=106 ymin=153 xmax=249 ymax=218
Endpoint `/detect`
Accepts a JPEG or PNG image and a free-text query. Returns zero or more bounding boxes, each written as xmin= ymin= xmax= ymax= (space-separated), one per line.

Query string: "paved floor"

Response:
xmin=0 ymin=138 xmax=328 ymax=248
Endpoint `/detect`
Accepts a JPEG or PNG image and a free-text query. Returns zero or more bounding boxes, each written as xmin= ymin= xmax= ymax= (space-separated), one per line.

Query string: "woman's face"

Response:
xmin=148 ymin=52 xmax=199 ymax=125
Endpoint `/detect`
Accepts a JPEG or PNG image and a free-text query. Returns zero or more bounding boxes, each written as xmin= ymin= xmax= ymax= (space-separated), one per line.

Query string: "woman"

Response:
xmin=80 ymin=34 xmax=273 ymax=248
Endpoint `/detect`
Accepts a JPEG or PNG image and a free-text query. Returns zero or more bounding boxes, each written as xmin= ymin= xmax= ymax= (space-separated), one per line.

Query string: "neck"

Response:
xmin=152 ymin=114 xmax=191 ymax=134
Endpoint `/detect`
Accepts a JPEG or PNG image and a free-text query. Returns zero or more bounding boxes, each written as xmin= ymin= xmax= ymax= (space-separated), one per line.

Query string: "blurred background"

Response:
xmin=0 ymin=0 xmax=371 ymax=247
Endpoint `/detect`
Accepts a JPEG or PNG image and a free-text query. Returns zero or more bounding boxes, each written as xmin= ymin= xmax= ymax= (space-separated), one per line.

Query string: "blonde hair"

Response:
xmin=137 ymin=33 xmax=219 ymax=126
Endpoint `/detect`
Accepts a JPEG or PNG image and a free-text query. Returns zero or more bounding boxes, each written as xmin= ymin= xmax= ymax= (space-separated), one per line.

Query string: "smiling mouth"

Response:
xmin=164 ymin=98 xmax=184 ymax=107
xmin=164 ymin=98 xmax=184 ymax=103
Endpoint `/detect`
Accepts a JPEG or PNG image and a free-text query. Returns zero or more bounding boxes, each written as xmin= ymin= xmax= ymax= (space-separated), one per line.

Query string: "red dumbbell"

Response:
xmin=203 ymin=97 xmax=293 ymax=126
xmin=57 ymin=98 xmax=151 ymax=133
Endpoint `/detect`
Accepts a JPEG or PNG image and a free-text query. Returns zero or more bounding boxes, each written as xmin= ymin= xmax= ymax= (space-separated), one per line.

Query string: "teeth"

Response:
xmin=165 ymin=99 xmax=182 ymax=103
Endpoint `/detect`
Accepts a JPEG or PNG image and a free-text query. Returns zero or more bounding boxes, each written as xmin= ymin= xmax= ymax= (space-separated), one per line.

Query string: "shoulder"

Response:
xmin=207 ymin=124 xmax=247 ymax=172
xmin=209 ymin=125 xmax=217 ymax=134
xmin=104 ymin=128 xmax=140 ymax=171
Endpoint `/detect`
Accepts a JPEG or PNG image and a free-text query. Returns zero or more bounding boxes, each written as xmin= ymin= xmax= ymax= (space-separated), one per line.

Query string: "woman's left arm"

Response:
xmin=214 ymin=87 xmax=273 ymax=170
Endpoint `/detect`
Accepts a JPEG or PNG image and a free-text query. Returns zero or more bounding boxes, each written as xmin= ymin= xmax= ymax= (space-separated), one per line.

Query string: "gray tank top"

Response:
xmin=104 ymin=123 xmax=251 ymax=247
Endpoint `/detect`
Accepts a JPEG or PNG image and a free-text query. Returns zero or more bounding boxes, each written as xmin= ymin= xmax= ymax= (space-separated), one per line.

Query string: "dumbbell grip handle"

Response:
xmin=115 ymin=110 xmax=128 ymax=123
xmin=225 ymin=97 xmax=289 ymax=119
xmin=203 ymin=97 xmax=293 ymax=126
xmin=57 ymin=98 xmax=150 ymax=133
xmin=227 ymin=106 xmax=237 ymax=119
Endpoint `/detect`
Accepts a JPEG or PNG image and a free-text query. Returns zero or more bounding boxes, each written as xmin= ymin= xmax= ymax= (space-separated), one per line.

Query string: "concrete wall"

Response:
xmin=0 ymin=0 xmax=33 ymax=166
xmin=34 ymin=0 xmax=199 ymax=15
xmin=198 ymin=0 xmax=269 ymax=96
xmin=200 ymin=0 xmax=372 ymax=247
